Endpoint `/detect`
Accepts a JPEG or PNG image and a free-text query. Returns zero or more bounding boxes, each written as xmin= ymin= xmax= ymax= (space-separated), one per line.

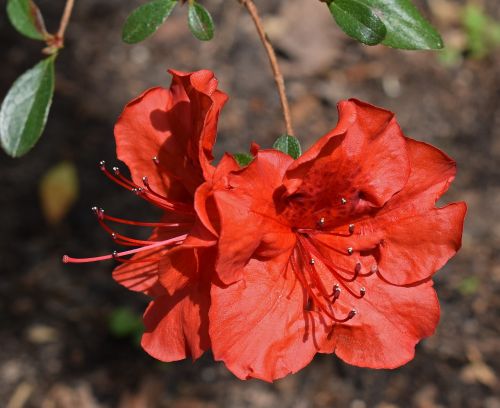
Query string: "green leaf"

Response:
xmin=109 ymin=308 xmax=143 ymax=339
xmin=188 ymin=2 xmax=214 ymax=41
xmin=233 ymin=153 xmax=254 ymax=167
xmin=122 ymin=0 xmax=177 ymax=44
xmin=355 ymin=0 xmax=443 ymax=50
xmin=39 ymin=161 xmax=79 ymax=225
xmin=458 ymin=276 xmax=480 ymax=296
xmin=7 ymin=0 xmax=47 ymax=40
xmin=0 ymin=56 xmax=55 ymax=158
xmin=273 ymin=134 xmax=302 ymax=160
xmin=328 ymin=0 xmax=387 ymax=46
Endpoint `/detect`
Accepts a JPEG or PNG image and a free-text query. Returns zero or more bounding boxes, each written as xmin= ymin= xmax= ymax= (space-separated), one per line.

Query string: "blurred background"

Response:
xmin=1 ymin=0 xmax=499 ymax=406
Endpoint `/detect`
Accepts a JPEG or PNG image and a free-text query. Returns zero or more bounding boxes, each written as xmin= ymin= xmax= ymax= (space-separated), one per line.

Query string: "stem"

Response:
xmin=57 ymin=0 xmax=75 ymax=42
xmin=238 ymin=0 xmax=294 ymax=136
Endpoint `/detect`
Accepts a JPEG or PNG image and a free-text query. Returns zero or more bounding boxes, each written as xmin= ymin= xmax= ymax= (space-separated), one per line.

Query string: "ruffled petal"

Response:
xmin=213 ymin=150 xmax=295 ymax=284
xmin=352 ymin=139 xmax=466 ymax=285
xmin=141 ymin=281 xmax=211 ymax=362
xmin=382 ymin=138 xmax=458 ymax=212
xmin=194 ymin=154 xmax=239 ymax=237
xmin=142 ymin=246 xmax=214 ymax=361
xmin=210 ymin=254 xmax=329 ymax=382
xmin=321 ymin=278 xmax=440 ymax=369
xmin=376 ymin=203 xmax=466 ymax=285
xmin=282 ymin=99 xmax=410 ymax=228
xmin=114 ymin=70 xmax=227 ymax=200
xmin=112 ymin=246 xmax=167 ymax=296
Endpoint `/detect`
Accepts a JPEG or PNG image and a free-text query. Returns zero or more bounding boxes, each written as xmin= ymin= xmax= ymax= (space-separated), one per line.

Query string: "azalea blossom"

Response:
xmin=209 ymin=99 xmax=466 ymax=381
xmin=64 ymin=69 xmax=236 ymax=361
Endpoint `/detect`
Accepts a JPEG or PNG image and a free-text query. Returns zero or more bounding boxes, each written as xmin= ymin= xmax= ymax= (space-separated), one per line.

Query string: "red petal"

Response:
xmin=142 ymin=247 xmax=214 ymax=361
xmin=112 ymin=246 xmax=167 ymax=296
xmin=355 ymin=139 xmax=466 ymax=285
xmin=283 ymin=99 xmax=410 ymax=225
xmin=210 ymin=254 xmax=329 ymax=382
xmin=213 ymin=150 xmax=295 ymax=284
xmin=141 ymin=282 xmax=210 ymax=362
xmin=114 ymin=70 xmax=227 ymax=200
xmin=194 ymin=154 xmax=239 ymax=237
xmin=376 ymin=203 xmax=466 ymax=285
xmin=384 ymin=138 xmax=458 ymax=211
xmin=321 ymin=279 xmax=440 ymax=368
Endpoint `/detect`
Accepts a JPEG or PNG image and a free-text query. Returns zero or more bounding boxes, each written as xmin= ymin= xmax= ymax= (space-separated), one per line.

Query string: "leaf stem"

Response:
xmin=56 ymin=0 xmax=75 ymax=43
xmin=238 ymin=0 xmax=294 ymax=136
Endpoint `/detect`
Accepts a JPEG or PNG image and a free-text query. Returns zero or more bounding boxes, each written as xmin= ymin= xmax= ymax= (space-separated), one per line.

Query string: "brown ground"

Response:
xmin=1 ymin=0 xmax=499 ymax=407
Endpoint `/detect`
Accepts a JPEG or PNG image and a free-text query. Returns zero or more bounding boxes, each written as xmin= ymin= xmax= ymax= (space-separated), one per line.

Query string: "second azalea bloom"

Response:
xmin=65 ymin=69 xmax=235 ymax=361
xmin=210 ymin=99 xmax=466 ymax=381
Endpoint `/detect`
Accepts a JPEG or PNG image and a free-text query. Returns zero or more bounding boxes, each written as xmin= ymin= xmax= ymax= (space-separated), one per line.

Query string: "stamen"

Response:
xmin=347 ymin=247 xmax=354 ymax=255
xmin=101 ymin=212 xmax=190 ymax=228
xmin=152 ymin=156 xmax=160 ymax=165
xmin=96 ymin=216 xmax=159 ymax=246
xmin=309 ymin=258 xmax=315 ymax=265
xmin=349 ymin=224 xmax=355 ymax=234
xmin=359 ymin=287 xmax=366 ymax=297
xmin=341 ymin=197 xmax=347 ymax=205
xmin=317 ymin=217 xmax=325 ymax=228
xmin=62 ymin=234 xmax=188 ymax=264
xmin=333 ymin=284 xmax=341 ymax=300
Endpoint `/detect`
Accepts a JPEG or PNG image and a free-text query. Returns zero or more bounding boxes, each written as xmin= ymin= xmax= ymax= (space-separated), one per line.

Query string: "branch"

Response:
xmin=238 ymin=0 xmax=294 ymax=136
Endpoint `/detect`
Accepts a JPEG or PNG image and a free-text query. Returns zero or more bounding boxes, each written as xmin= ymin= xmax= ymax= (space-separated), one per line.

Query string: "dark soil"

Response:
xmin=1 ymin=0 xmax=499 ymax=407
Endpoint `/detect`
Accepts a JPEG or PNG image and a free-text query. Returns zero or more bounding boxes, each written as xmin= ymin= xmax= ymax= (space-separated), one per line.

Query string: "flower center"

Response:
xmin=288 ymin=197 xmax=377 ymax=323
xmin=63 ymin=158 xmax=194 ymax=265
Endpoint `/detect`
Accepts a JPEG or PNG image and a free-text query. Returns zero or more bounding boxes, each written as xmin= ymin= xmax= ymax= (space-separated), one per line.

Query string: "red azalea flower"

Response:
xmin=64 ymin=69 xmax=236 ymax=361
xmin=210 ymin=99 xmax=466 ymax=381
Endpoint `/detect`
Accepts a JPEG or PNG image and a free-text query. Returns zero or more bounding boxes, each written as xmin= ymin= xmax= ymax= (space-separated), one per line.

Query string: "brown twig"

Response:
xmin=56 ymin=0 xmax=75 ymax=43
xmin=238 ymin=0 xmax=294 ymax=136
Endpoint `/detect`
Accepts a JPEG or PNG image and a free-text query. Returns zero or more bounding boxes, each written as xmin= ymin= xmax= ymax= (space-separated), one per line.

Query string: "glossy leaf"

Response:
xmin=0 ymin=56 xmax=55 ymax=158
xmin=122 ymin=0 xmax=177 ymax=44
xmin=233 ymin=153 xmax=254 ymax=167
xmin=7 ymin=0 xmax=47 ymax=40
xmin=109 ymin=308 xmax=143 ymax=344
xmin=328 ymin=0 xmax=387 ymax=46
xmin=188 ymin=2 xmax=214 ymax=41
xmin=356 ymin=0 xmax=443 ymax=49
xmin=273 ymin=134 xmax=302 ymax=160
xmin=39 ymin=161 xmax=79 ymax=224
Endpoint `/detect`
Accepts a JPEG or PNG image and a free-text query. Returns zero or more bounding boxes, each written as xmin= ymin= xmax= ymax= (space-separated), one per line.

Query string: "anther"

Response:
xmin=91 ymin=206 xmax=98 ymax=214
xmin=152 ymin=156 xmax=159 ymax=165
xmin=112 ymin=251 xmax=118 ymax=259
xmin=347 ymin=309 xmax=357 ymax=319
xmin=142 ymin=176 xmax=149 ymax=186
xmin=333 ymin=284 xmax=341 ymax=300
xmin=99 ymin=160 xmax=106 ymax=170
xmin=341 ymin=197 xmax=347 ymax=205
xmin=317 ymin=217 xmax=325 ymax=228
xmin=111 ymin=233 xmax=117 ymax=240
xmin=355 ymin=262 xmax=362 ymax=273
xmin=96 ymin=208 xmax=104 ymax=219
xmin=360 ymin=287 xmax=366 ymax=297
xmin=349 ymin=224 xmax=355 ymax=234
xmin=347 ymin=247 xmax=354 ymax=255
xmin=309 ymin=258 xmax=315 ymax=265
xmin=112 ymin=166 xmax=120 ymax=175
